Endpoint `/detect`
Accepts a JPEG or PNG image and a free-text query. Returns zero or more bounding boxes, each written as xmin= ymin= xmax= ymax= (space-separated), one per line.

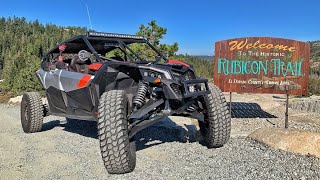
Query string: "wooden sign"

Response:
xmin=214 ymin=37 xmax=310 ymax=95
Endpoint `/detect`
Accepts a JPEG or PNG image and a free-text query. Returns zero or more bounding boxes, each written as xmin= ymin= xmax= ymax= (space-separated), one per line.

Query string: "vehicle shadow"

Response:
xmin=41 ymin=117 xmax=200 ymax=151
xmin=227 ymin=102 xmax=277 ymax=118
xmin=41 ymin=118 xmax=97 ymax=138
xmin=135 ymin=117 xmax=199 ymax=151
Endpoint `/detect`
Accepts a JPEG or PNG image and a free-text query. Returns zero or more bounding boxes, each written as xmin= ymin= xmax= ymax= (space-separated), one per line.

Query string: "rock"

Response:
xmin=248 ymin=128 xmax=320 ymax=158
xmin=8 ymin=95 xmax=47 ymax=104
xmin=8 ymin=95 xmax=23 ymax=104
xmin=310 ymin=95 xmax=320 ymax=99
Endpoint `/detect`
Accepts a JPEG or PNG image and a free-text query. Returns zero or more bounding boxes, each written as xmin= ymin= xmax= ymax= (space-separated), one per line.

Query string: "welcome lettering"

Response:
xmin=228 ymin=39 xmax=296 ymax=52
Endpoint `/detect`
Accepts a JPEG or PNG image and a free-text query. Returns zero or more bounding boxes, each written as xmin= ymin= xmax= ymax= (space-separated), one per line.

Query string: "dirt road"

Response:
xmin=1 ymin=93 xmax=320 ymax=179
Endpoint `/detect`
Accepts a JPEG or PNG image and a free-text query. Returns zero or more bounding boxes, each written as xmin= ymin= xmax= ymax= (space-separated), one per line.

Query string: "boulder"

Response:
xmin=249 ymin=128 xmax=320 ymax=158
xmin=8 ymin=95 xmax=23 ymax=104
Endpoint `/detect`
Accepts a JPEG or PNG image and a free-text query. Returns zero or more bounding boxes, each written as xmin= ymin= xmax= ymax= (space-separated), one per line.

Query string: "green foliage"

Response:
xmin=159 ymin=43 xmax=179 ymax=57
xmin=308 ymin=78 xmax=320 ymax=96
xmin=107 ymin=20 xmax=179 ymax=61
xmin=105 ymin=48 xmax=123 ymax=58
xmin=308 ymin=41 xmax=320 ymax=96
xmin=137 ymin=20 xmax=166 ymax=46
xmin=129 ymin=43 xmax=158 ymax=61
xmin=171 ymin=55 xmax=214 ymax=79
xmin=0 ymin=16 xmax=86 ymax=95
xmin=135 ymin=20 xmax=179 ymax=58
xmin=310 ymin=41 xmax=320 ymax=62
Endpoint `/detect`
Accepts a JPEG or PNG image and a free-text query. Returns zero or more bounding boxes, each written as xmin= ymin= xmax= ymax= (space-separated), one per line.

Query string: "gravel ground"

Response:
xmin=1 ymin=93 xmax=320 ymax=179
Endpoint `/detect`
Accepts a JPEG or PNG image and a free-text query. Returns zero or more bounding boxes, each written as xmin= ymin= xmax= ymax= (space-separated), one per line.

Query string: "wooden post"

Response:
xmin=285 ymin=94 xmax=289 ymax=128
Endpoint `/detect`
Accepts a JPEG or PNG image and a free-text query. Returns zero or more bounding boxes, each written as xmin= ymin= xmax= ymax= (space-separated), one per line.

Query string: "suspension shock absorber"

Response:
xmin=133 ymin=81 xmax=149 ymax=110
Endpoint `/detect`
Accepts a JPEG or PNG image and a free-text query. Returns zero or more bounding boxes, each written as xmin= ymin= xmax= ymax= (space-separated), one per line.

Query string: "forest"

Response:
xmin=0 ymin=16 xmax=319 ymax=96
xmin=0 ymin=17 xmax=213 ymax=96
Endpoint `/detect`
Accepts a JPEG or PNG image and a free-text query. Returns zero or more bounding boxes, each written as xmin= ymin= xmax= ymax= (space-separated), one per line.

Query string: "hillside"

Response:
xmin=0 ymin=17 xmax=213 ymax=95
xmin=0 ymin=17 xmax=86 ymax=94
xmin=310 ymin=41 xmax=320 ymax=62
xmin=192 ymin=55 xmax=214 ymax=61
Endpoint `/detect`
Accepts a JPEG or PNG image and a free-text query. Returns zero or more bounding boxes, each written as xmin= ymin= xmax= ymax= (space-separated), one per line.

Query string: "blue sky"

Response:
xmin=0 ymin=0 xmax=319 ymax=55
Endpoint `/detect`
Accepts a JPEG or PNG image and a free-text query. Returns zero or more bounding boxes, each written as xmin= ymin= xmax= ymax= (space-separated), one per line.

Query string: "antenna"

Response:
xmin=82 ymin=0 xmax=93 ymax=30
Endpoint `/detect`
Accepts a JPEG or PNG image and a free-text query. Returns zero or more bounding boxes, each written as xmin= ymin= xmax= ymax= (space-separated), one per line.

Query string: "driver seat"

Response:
xmin=69 ymin=55 xmax=90 ymax=73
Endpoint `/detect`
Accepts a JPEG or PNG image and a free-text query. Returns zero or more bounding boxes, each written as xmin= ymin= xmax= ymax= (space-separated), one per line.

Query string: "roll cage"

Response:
xmin=43 ymin=32 xmax=168 ymax=63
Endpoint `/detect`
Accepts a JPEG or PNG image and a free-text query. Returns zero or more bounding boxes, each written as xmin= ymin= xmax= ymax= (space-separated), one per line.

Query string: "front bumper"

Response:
xmin=161 ymin=78 xmax=210 ymax=100
xmin=181 ymin=78 xmax=210 ymax=98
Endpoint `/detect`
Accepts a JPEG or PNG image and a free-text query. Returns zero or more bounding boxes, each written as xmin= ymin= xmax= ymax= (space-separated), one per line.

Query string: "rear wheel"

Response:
xmin=199 ymin=84 xmax=231 ymax=148
xmin=21 ymin=92 xmax=44 ymax=133
xmin=97 ymin=90 xmax=136 ymax=174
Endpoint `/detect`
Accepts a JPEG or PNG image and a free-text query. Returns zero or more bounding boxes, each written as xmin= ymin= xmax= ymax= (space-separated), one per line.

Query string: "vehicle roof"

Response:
xmin=47 ymin=32 xmax=147 ymax=55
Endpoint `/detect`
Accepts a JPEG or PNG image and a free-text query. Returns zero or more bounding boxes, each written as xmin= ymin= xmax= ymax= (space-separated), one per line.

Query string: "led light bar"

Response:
xmin=88 ymin=32 xmax=144 ymax=39
xmin=138 ymin=66 xmax=172 ymax=79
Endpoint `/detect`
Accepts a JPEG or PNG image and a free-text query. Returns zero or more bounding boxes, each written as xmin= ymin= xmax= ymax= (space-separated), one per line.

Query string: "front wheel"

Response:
xmin=199 ymin=85 xmax=231 ymax=148
xmin=97 ymin=90 xmax=136 ymax=174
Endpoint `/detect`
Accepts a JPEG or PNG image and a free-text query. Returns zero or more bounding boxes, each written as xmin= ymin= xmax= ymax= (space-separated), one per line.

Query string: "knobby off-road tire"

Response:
xmin=199 ymin=84 xmax=231 ymax=148
xmin=21 ymin=92 xmax=44 ymax=133
xmin=97 ymin=90 xmax=136 ymax=174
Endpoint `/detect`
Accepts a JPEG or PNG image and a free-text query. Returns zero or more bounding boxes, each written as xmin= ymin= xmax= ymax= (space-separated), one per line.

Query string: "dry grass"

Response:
xmin=0 ymin=93 xmax=13 ymax=103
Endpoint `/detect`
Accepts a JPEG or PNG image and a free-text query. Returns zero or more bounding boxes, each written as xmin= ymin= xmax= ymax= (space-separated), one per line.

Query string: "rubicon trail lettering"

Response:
xmin=217 ymin=58 xmax=303 ymax=76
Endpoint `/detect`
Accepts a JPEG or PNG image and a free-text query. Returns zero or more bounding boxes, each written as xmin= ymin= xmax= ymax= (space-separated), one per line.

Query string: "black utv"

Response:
xmin=20 ymin=32 xmax=231 ymax=174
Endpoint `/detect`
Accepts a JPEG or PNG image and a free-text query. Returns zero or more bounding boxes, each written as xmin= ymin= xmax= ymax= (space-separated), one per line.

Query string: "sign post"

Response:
xmin=285 ymin=94 xmax=289 ymax=128
xmin=214 ymin=37 xmax=310 ymax=128
xmin=229 ymin=92 xmax=232 ymax=117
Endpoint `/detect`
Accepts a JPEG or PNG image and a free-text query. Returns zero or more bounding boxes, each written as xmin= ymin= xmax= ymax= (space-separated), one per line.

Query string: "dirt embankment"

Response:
xmin=249 ymin=128 xmax=320 ymax=158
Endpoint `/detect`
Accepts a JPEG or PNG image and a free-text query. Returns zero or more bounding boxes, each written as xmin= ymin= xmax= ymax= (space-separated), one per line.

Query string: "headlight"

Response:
xmin=189 ymin=85 xmax=195 ymax=93
xmin=142 ymin=70 xmax=163 ymax=79
xmin=139 ymin=66 xmax=172 ymax=79
xmin=187 ymin=83 xmax=206 ymax=93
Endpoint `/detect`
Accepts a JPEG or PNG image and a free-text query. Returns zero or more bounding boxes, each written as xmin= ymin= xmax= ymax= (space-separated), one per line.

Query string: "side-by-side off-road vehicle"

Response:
xmin=20 ymin=32 xmax=231 ymax=174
